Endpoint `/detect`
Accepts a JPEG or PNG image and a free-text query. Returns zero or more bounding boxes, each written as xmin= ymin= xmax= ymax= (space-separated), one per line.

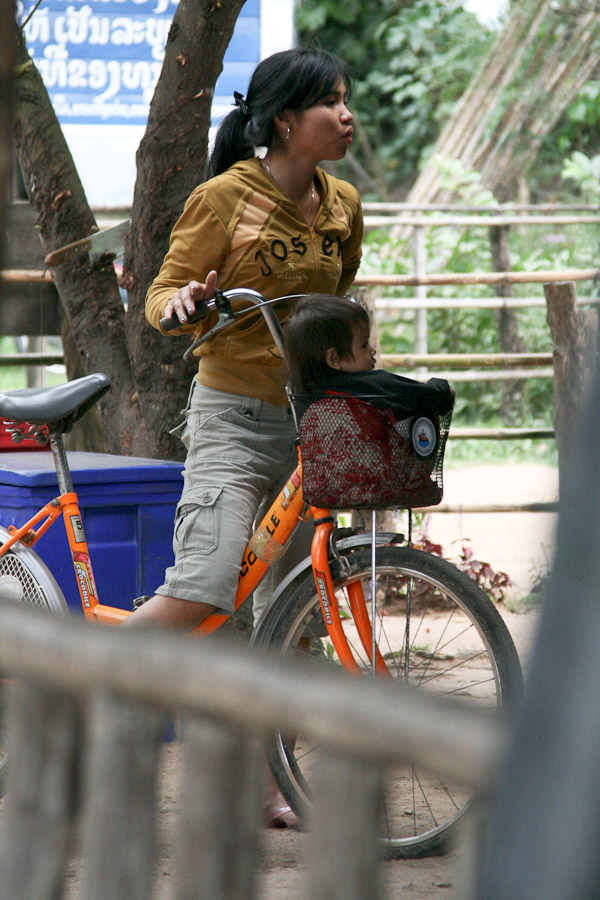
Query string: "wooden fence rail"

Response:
xmin=0 ymin=598 xmax=502 ymax=900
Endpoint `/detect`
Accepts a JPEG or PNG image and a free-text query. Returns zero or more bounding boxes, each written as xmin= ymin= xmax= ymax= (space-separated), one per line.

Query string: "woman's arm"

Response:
xmin=145 ymin=188 xmax=230 ymax=334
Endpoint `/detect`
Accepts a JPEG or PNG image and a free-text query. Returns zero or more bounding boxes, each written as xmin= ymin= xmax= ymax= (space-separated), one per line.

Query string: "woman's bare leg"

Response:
xmin=123 ymin=594 xmax=217 ymax=630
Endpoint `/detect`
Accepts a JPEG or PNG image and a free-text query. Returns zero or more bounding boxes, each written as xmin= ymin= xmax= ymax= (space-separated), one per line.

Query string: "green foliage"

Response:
xmin=295 ymin=0 xmax=494 ymax=195
xmin=360 ymin=153 xmax=596 ymax=460
xmin=561 ymin=150 xmax=600 ymax=201
xmin=529 ymin=82 xmax=600 ymax=199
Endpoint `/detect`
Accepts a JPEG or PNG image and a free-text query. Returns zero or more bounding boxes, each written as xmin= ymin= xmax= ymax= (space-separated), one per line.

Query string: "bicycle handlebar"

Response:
xmin=159 ymin=302 xmax=210 ymax=332
xmin=160 ymin=288 xmax=305 ymax=363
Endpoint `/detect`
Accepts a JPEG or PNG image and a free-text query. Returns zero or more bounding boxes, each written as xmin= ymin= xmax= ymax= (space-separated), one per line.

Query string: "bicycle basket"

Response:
xmin=294 ymin=390 xmax=454 ymax=510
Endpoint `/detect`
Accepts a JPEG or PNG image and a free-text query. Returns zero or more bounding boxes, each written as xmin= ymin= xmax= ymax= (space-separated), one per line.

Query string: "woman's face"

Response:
xmin=286 ymin=78 xmax=354 ymax=163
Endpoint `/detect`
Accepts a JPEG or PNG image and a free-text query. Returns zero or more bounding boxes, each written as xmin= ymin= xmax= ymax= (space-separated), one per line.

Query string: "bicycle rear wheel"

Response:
xmin=0 ymin=527 xmax=69 ymax=792
xmin=253 ymin=543 xmax=522 ymax=859
xmin=0 ymin=527 xmax=69 ymax=615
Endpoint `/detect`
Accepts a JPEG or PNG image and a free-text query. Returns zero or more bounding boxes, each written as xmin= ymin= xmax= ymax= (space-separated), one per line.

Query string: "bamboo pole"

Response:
xmin=361 ymin=203 xmax=598 ymax=212
xmin=375 ymin=297 xmax=600 ymax=310
xmin=406 ymin=0 xmax=553 ymax=203
xmin=0 ymin=269 xmax=53 ymax=282
xmin=420 ymin=368 xmax=554 ymax=382
xmin=383 ymin=352 xmax=552 ymax=369
xmin=0 ymin=352 xmax=64 ymax=366
xmin=354 ymin=269 xmax=600 ymax=286
xmin=448 ymin=427 xmax=554 ymax=440
xmin=364 ymin=215 xmax=600 ymax=227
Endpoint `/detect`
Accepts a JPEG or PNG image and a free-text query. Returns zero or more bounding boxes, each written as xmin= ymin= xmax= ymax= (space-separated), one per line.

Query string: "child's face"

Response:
xmin=339 ymin=322 xmax=376 ymax=372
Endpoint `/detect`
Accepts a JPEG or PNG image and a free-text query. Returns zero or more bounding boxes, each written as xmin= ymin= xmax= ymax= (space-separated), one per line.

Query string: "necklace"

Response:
xmin=263 ymin=157 xmax=316 ymax=222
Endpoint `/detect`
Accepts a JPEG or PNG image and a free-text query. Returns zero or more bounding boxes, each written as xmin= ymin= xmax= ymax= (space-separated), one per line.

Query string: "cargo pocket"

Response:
xmin=173 ymin=485 xmax=224 ymax=556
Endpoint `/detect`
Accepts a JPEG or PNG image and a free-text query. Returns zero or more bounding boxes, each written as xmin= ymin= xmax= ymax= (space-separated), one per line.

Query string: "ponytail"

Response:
xmin=208 ymin=108 xmax=254 ymax=177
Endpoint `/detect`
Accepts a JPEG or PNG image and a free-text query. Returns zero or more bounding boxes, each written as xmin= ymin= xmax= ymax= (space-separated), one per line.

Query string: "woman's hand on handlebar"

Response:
xmin=162 ymin=270 xmax=218 ymax=327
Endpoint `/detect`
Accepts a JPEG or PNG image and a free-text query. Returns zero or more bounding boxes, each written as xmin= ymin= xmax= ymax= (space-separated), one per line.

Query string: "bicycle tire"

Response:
xmin=0 ymin=526 xmax=69 ymax=793
xmin=253 ymin=543 xmax=523 ymax=859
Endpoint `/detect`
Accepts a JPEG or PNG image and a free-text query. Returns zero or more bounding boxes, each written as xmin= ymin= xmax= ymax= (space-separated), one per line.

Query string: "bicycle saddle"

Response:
xmin=0 ymin=373 xmax=112 ymax=433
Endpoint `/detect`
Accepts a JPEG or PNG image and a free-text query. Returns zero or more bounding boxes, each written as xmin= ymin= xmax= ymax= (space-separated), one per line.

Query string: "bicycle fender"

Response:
xmin=250 ymin=531 xmax=402 ymax=638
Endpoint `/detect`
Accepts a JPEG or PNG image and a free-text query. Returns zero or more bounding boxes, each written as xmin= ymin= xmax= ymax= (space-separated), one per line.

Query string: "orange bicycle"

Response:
xmin=0 ymin=288 xmax=522 ymax=858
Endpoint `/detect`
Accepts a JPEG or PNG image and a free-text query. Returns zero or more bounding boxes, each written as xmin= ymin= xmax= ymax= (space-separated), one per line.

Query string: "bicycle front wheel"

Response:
xmin=253 ymin=543 xmax=522 ymax=859
xmin=0 ymin=527 xmax=69 ymax=792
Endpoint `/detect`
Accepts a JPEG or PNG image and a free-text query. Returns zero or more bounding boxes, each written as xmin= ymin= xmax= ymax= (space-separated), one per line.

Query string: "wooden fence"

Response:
xmin=0 ymin=596 xmax=502 ymax=900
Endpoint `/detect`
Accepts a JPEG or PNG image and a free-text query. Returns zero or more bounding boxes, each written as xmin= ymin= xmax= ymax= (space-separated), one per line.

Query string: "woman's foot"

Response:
xmin=263 ymin=772 xmax=301 ymax=830
xmin=264 ymin=804 xmax=301 ymax=829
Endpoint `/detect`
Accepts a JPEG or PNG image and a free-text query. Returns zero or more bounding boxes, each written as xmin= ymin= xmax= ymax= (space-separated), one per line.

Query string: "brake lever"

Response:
xmin=182 ymin=290 xmax=237 ymax=360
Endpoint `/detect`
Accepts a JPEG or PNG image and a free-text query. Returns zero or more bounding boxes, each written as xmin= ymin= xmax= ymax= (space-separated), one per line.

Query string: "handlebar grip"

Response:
xmin=159 ymin=301 xmax=210 ymax=332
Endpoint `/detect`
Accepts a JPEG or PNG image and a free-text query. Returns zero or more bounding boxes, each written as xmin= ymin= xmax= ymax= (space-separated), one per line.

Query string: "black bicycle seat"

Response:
xmin=0 ymin=373 xmax=112 ymax=433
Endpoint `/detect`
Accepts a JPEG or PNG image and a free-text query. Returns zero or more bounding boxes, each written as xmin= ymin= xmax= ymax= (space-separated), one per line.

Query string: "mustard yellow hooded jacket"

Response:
xmin=145 ymin=158 xmax=363 ymax=405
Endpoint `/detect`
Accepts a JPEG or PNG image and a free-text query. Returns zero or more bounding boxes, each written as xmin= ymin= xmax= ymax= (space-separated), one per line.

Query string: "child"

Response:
xmin=285 ymin=292 xmax=453 ymax=402
xmin=285 ymin=294 xmax=454 ymax=509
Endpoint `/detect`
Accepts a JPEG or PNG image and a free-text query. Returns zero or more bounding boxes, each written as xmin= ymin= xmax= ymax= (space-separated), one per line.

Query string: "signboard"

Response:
xmin=15 ymin=0 xmax=292 ymax=206
xmin=17 ymin=0 xmax=260 ymax=126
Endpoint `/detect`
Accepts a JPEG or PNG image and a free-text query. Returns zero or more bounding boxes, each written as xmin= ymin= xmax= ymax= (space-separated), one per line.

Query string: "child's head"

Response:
xmin=285 ymin=294 xmax=375 ymax=393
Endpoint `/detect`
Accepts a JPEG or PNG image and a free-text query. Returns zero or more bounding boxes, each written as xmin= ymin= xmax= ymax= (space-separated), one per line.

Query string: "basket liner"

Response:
xmin=295 ymin=387 xmax=453 ymax=510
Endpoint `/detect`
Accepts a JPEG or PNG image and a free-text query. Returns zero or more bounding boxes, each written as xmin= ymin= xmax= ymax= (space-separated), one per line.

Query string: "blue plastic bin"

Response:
xmin=0 ymin=451 xmax=184 ymax=613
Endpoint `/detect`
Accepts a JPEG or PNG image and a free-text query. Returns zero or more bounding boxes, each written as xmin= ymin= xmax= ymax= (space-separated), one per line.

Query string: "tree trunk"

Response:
xmin=0 ymin=1 xmax=16 ymax=281
xmin=12 ymin=28 xmax=150 ymax=457
xmin=123 ymin=0 xmax=246 ymax=461
xmin=13 ymin=0 xmax=245 ymax=460
xmin=489 ymin=224 xmax=526 ymax=420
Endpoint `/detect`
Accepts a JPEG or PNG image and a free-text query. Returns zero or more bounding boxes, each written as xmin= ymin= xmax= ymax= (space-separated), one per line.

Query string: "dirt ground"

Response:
xmin=1 ymin=464 xmax=556 ymax=898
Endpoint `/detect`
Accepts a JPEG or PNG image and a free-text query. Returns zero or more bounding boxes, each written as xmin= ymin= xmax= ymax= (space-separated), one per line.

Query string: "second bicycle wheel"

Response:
xmin=0 ymin=527 xmax=69 ymax=615
xmin=253 ymin=543 xmax=523 ymax=859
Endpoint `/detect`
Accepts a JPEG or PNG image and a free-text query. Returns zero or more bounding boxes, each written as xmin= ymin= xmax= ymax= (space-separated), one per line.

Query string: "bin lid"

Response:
xmin=0 ymin=451 xmax=184 ymax=487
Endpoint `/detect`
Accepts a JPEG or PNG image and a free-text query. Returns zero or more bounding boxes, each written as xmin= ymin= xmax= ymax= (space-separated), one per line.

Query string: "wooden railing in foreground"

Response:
xmin=0 ymin=598 xmax=502 ymax=900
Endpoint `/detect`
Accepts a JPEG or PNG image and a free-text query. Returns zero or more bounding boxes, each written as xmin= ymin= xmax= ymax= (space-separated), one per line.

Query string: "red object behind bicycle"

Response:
xmin=0 ymin=419 xmax=50 ymax=451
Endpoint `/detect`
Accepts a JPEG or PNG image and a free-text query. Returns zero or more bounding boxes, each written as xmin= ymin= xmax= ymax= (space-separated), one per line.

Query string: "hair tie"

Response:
xmin=233 ymin=91 xmax=251 ymax=117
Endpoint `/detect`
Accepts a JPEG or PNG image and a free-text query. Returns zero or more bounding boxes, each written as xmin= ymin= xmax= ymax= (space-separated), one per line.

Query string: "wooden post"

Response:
xmin=305 ymin=748 xmax=383 ymax=900
xmin=413 ymin=225 xmax=428 ymax=356
xmin=79 ymin=691 xmax=164 ymax=900
xmin=173 ymin=715 xmax=264 ymax=900
xmin=0 ymin=680 xmax=81 ymax=900
xmin=545 ymin=281 xmax=598 ymax=493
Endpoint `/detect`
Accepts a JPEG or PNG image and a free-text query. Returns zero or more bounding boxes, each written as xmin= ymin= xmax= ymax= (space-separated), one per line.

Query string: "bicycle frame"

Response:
xmin=0 ymin=443 xmax=388 ymax=672
xmin=0 ymin=287 xmax=391 ymax=673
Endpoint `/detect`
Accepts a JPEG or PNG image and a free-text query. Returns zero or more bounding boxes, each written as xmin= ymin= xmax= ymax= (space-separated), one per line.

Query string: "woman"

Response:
xmin=132 ymin=46 xmax=363 ymax=634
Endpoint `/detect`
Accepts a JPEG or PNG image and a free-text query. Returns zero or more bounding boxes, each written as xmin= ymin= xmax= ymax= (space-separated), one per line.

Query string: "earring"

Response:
xmin=286 ymin=126 xmax=291 ymax=141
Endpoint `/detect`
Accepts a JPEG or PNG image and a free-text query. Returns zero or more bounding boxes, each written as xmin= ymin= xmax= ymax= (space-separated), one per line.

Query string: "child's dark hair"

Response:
xmin=209 ymin=46 xmax=352 ymax=177
xmin=285 ymin=294 xmax=370 ymax=393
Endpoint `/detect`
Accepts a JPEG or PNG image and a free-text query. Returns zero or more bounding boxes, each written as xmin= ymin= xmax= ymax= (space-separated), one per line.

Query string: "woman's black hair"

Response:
xmin=209 ymin=46 xmax=352 ymax=177
xmin=285 ymin=294 xmax=370 ymax=394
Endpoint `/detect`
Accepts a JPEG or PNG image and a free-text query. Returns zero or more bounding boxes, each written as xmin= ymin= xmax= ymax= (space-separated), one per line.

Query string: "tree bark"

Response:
xmin=12 ymin=28 xmax=150 ymax=457
xmin=123 ymin=0 xmax=247 ymax=461
xmin=0 ymin=1 xmax=16 ymax=283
